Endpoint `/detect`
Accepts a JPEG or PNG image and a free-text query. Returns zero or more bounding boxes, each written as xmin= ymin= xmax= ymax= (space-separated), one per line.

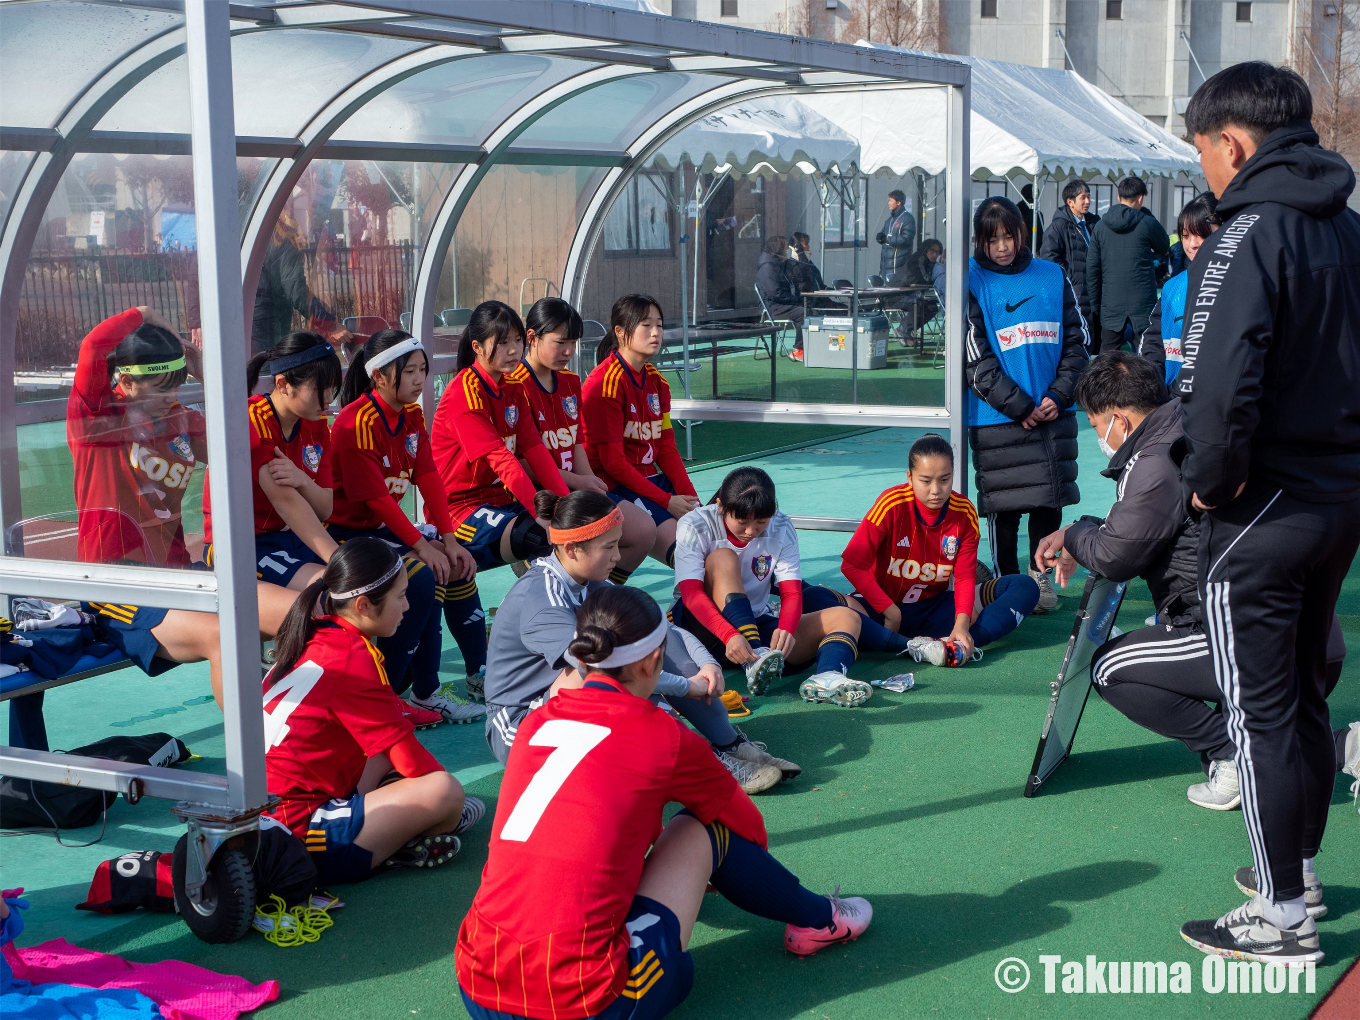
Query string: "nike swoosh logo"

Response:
xmin=1173 ymin=315 xmax=1184 ymax=323
xmin=1004 ymin=296 xmax=1034 ymax=313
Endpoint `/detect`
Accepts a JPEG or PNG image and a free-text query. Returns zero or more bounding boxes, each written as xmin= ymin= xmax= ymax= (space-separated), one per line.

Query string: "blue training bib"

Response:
xmin=968 ymin=257 xmax=1067 ymax=427
xmin=1158 ymin=271 xmax=1188 ymax=387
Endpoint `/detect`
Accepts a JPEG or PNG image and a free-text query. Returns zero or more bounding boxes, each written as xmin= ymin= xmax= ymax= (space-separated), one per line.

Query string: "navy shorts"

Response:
xmin=452 ymin=501 xmax=528 ymax=572
xmin=609 ymin=474 xmax=676 ymax=528
xmin=852 ymin=588 xmax=957 ymax=639
xmin=459 ymin=895 xmax=692 ymax=1020
xmin=300 ymin=793 xmax=373 ymax=885
xmin=667 ymin=598 xmax=779 ymax=669
xmin=323 ymin=522 xmax=412 ymax=553
xmin=207 ymin=531 xmax=325 ymax=587
xmin=83 ymin=601 xmax=174 ymax=677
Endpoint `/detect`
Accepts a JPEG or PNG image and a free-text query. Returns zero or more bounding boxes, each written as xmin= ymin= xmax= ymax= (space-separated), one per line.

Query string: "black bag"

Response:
xmin=0 ymin=732 xmax=192 ymax=831
xmin=253 ymin=821 xmax=318 ymax=905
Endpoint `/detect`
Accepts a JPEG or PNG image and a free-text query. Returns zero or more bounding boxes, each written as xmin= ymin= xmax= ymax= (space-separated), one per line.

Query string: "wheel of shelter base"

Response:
xmin=172 ymin=832 xmax=257 ymax=943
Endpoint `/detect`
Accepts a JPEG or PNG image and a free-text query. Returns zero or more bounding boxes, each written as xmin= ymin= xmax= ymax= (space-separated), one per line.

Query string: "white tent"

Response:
xmin=651 ymin=100 xmax=860 ymax=176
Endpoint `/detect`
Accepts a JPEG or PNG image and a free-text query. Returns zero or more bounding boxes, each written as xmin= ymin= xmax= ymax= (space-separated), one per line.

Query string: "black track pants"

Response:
xmin=1092 ymin=623 xmax=1234 ymax=764
xmin=989 ymin=507 xmax=1063 ymax=576
xmin=1199 ymin=483 xmax=1360 ymax=903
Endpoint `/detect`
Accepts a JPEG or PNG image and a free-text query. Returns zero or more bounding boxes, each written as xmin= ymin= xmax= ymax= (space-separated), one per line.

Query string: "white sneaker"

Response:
xmin=1343 ymin=721 xmax=1360 ymax=814
xmin=798 ymin=669 xmax=872 ymax=708
xmin=410 ymin=690 xmax=485 ymax=725
xmin=1029 ymin=568 xmax=1059 ymax=613
xmin=1187 ymin=758 xmax=1241 ymax=810
xmin=905 ymin=636 xmax=946 ymax=666
xmin=726 ymin=730 xmax=801 ymax=779
xmin=744 ymin=647 xmax=785 ymax=696
xmin=716 ymin=748 xmax=782 ymax=794
xmin=438 ymin=667 xmax=485 ymax=704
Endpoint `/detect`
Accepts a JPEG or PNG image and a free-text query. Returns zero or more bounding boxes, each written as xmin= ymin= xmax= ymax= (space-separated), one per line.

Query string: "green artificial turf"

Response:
xmin=5 ymin=422 xmax=1358 ymax=1020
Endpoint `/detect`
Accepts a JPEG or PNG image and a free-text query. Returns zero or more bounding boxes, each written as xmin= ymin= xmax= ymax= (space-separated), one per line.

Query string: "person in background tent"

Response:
xmin=965 ymin=196 xmax=1089 ymax=614
xmin=1039 ymin=179 xmax=1100 ymax=330
xmin=876 ymin=188 xmax=916 ymax=279
xmin=754 ymin=235 xmax=806 ymax=361
xmin=1137 ymin=193 xmax=1222 ymax=387
xmin=505 ymin=297 xmax=654 ymax=582
xmin=430 ymin=300 xmax=567 ymax=702
xmin=582 ymin=294 xmax=701 ymax=569
xmin=329 ymin=327 xmax=482 ymax=725
xmin=1085 ymin=176 xmax=1170 ymax=354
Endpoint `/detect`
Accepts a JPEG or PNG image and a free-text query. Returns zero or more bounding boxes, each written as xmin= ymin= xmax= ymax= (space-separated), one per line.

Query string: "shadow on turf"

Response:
xmin=684 ymin=860 xmax=1162 ymax=1018
xmin=1033 ymin=739 xmax=1204 ymax=795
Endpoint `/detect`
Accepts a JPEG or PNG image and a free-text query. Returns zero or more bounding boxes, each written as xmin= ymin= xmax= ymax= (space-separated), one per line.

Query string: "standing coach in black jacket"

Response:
xmin=1175 ymin=62 xmax=1360 ymax=968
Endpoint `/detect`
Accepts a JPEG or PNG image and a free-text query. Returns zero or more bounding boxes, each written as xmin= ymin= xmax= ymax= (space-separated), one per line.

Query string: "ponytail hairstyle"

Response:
xmin=109 ymin=322 xmax=188 ymax=392
xmin=246 ymin=330 xmax=343 ymax=412
xmin=269 ymin=538 xmax=404 ymax=682
xmin=525 ymin=297 xmax=583 ymax=345
xmin=339 ymin=328 xmax=427 ymax=406
xmin=972 ymin=196 xmax=1027 ymax=261
xmin=457 ymin=300 xmax=525 ymax=372
xmin=711 ymin=465 xmax=777 ymax=520
xmin=534 ymin=489 xmax=620 ymax=549
xmin=567 ymin=585 xmax=663 ymax=679
xmin=599 ymin=293 xmax=662 ymax=363
xmin=907 ymin=433 xmax=955 ymax=472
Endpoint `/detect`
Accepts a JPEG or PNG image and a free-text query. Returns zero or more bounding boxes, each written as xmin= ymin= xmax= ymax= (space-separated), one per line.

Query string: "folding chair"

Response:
xmin=439 ymin=308 xmax=473 ymax=329
xmin=341 ymin=315 xmax=389 ymax=338
xmin=399 ymin=311 xmax=411 ymax=331
xmin=753 ymin=284 xmax=796 ymax=360
xmin=867 ymin=274 xmax=885 ymax=287
xmin=578 ymin=319 xmax=607 ymax=375
xmin=519 ymin=277 xmax=559 ymax=317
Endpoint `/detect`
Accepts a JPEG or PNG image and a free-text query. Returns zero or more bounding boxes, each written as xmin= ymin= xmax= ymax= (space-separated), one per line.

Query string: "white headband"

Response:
xmin=366 ymin=337 xmax=424 ymax=377
xmin=567 ymin=617 xmax=669 ymax=671
xmin=328 ymin=556 xmax=402 ymax=601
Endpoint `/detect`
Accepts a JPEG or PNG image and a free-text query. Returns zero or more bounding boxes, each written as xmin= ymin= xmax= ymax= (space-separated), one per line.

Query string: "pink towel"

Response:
xmin=2 ymin=939 xmax=278 ymax=1020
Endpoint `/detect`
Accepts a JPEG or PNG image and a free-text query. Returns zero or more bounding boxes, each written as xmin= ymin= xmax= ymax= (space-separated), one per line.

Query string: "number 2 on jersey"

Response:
xmin=499 ymin=719 xmax=610 ymax=842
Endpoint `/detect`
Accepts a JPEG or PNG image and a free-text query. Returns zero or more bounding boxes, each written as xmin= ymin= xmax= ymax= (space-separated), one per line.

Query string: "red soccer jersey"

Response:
xmin=430 ymin=365 xmax=565 ymax=526
xmin=456 ymin=677 xmax=767 ymax=1020
xmin=202 ymin=394 xmax=332 ymax=545
xmin=581 ymin=353 xmax=695 ymax=505
xmin=329 ymin=392 xmax=437 ymax=537
xmin=262 ymin=615 xmax=412 ymax=837
xmin=67 ymin=308 xmax=208 ymax=568
xmin=841 ymin=484 xmax=980 ymax=618
xmin=505 ymin=361 xmax=585 ymax=474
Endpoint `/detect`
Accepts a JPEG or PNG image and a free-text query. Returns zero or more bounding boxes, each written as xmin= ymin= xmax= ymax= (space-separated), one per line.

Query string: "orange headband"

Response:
xmin=550 ymin=506 xmax=624 ymax=545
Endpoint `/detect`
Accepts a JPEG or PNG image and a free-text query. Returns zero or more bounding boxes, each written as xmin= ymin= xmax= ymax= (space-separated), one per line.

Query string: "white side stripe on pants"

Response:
xmin=1091 ymin=633 xmax=1210 ymax=686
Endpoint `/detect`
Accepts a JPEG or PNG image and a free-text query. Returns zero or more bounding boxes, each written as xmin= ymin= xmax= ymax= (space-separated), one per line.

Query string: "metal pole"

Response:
xmin=675 ymin=177 xmax=694 ymax=459
xmin=946 ymin=81 xmax=972 ymax=496
xmin=185 ymin=0 xmax=267 ymax=813
xmin=851 ymin=172 xmax=861 ymax=404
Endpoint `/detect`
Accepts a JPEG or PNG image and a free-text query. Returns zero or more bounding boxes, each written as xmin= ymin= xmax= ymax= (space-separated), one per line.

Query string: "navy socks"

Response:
xmin=969 ymin=573 xmax=1040 ymax=647
xmin=702 ymin=820 xmax=833 ymax=930
xmin=721 ymin=594 xmax=762 ymax=649
xmin=382 ymin=556 xmax=436 ymax=697
xmin=852 ymin=613 xmax=911 ymax=654
xmin=442 ymin=576 xmax=487 ymax=677
xmin=608 ymin=565 xmax=635 ymax=585
xmin=815 ymin=631 xmax=858 ymax=675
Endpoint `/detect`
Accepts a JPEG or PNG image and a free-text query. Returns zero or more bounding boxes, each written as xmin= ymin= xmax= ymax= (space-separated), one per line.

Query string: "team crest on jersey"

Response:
xmin=941 ymin=534 xmax=959 ymax=559
xmin=504 ymin=406 xmax=519 ymax=429
xmin=563 ymin=395 xmax=578 ymax=418
xmin=302 ymin=444 xmax=322 ymax=473
xmin=169 ymin=434 xmax=194 ymax=462
xmin=648 ymin=393 xmax=661 ymax=415
xmin=405 ymin=433 xmax=419 ymax=457
xmin=751 ymin=554 xmax=772 ymax=581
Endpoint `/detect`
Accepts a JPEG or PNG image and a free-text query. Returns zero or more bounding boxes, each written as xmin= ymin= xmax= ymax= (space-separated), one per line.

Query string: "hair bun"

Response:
xmin=533 ymin=490 xmax=561 ymax=522
xmin=568 ymin=624 xmax=617 ymax=665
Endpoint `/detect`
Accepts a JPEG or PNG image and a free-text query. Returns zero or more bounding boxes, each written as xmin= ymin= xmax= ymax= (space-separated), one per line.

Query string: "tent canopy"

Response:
xmin=650 ymin=99 xmax=860 ymax=176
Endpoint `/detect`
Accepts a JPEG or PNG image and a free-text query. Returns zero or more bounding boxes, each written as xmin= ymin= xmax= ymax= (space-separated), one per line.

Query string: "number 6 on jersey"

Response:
xmin=499 ymin=720 xmax=611 ymax=842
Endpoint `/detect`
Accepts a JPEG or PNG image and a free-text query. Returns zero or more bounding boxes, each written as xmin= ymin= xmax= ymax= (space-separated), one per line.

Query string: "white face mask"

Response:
xmin=1097 ymin=414 xmax=1127 ymax=460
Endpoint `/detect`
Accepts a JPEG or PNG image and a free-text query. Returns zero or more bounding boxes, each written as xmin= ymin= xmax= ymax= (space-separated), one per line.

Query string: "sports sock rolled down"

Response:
xmin=703 ymin=819 xmax=833 ymax=930
xmin=969 ymin=573 xmax=1039 ymax=647
xmin=442 ymin=576 xmax=487 ymax=676
xmin=816 ymin=631 xmax=858 ymax=675
xmin=408 ymin=581 xmax=447 ymax=700
xmin=607 ymin=565 xmax=634 ymax=585
xmin=381 ymin=556 xmax=437 ymax=697
xmin=721 ymin=594 xmax=763 ymax=649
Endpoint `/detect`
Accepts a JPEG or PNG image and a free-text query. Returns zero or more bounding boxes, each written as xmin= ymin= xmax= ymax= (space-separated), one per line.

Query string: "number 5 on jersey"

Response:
xmin=499 ymin=720 xmax=610 ymax=842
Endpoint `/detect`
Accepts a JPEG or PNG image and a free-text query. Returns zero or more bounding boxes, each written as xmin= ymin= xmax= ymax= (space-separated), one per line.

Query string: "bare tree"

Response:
xmin=768 ymin=0 xmax=830 ymax=40
xmin=842 ymin=0 xmax=939 ymax=51
xmin=1295 ymin=0 xmax=1359 ymax=164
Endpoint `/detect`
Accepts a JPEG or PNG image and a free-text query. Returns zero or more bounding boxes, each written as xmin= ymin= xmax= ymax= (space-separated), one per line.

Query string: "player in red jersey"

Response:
xmin=582 ymin=295 xmax=700 ymax=570
xmin=330 ymin=329 xmax=480 ymax=726
xmin=66 ymin=307 xmax=240 ymax=704
xmin=841 ymin=434 xmax=1040 ymax=666
xmin=456 ymin=585 xmax=872 ymax=1020
xmin=263 ymin=538 xmax=483 ymax=883
xmin=431 ymin=301 xmax=568 ymax=701
xmin=507 ymin=297 xmax=653 ymax=584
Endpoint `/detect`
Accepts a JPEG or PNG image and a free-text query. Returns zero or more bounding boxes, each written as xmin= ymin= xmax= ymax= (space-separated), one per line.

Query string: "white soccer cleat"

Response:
xmin=410 ymin=690 xmax=485 ymax=725
xmin=744 ymin=647 xmax=785 ymax=696
xmin=905 ymin=636 xmax=946 ymax=666
xmin=798 ymin=669 xmax=872 ymax=708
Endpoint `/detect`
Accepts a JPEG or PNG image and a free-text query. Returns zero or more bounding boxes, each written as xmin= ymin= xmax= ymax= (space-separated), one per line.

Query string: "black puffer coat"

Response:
xmin=1038 ymin=204 xmax=1099 ymax=325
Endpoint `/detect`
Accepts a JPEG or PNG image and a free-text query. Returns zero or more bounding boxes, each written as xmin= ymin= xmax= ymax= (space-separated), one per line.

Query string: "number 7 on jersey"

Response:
xmin=499 ymin=720 xmax=610 ymax=842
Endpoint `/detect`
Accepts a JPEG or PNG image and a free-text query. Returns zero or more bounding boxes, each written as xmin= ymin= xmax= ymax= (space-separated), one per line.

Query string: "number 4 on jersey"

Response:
xmin=262 ymin=661 xmax=324 ymax=751
xmin=499 ymin=720 xmax=610 ymax=842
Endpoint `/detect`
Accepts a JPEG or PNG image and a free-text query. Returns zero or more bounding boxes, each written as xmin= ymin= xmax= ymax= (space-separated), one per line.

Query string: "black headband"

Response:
xmin=265 ymin=343 xmax=335 ymax=377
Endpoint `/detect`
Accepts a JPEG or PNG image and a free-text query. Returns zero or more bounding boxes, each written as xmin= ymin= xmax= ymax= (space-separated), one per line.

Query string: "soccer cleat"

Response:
xmin=400 ymin=702 xmax=445 ymax=730
xmin=720 ymin=688 xmax=751 ymax=718
xmin=384 ymin=833 xmax=461 ymax=870
xmin=787 ymin=348 xmax=804 ymax=362
xmin=1187 ymin=759 xmax=1241 ymax=811
xmin=744 ymin=647 xmax=785 ymax=696
xmin=716 ymin=748 xmax=782 ymax=795
xmin=453 ymin=795 xmax=486 ymax=836
xmin=411 ymin=690 xmax=485 ymax=724
xmin=1343 ymin=722 xmax=1359 ymax=814
xmin=974 ymin=561 xmax=994 ymax=585
xmin=1029 ymin=568 xmax=1059 ymax=613
xmin=798 ymin=669 xmax=872 ymax=708
xmin=904 ymin=637 xmax=979 ymax=667
xmin=727 ymin=729 xmax=801 ymax=780
xmin=1234 ymin=866 xmax=1326 ymax=919
xmin=784 ymin=885 xmax=873 ymax=956
xmin=1180 ymin=895 xmax=1324 ymax=965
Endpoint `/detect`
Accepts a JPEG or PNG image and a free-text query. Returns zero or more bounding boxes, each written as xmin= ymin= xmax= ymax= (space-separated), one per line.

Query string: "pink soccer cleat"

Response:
xmin=401 ymin=702 xmax=444 ymax=730
xmin=784 ymin=886 xmax=873 ymax=956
